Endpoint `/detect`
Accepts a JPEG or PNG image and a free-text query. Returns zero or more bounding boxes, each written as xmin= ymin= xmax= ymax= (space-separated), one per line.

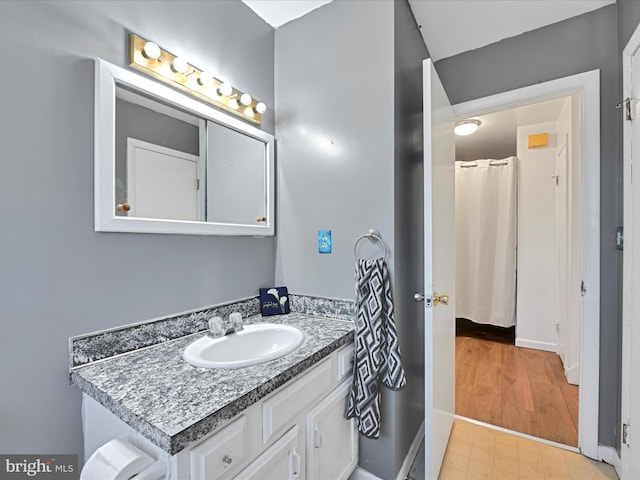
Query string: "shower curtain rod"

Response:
xmin=456 ymin=159 xmax=511 ymax=168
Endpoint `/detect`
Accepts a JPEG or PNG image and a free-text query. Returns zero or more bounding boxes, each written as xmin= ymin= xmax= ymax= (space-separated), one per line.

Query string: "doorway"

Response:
xmin=454 ymin=96 xmax=580 ymax=447
xmin=451 ymin=70 xmax=600 ymax=458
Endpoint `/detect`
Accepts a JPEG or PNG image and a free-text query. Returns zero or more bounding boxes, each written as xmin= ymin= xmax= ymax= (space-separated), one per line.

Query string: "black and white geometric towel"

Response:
xmin=346 ymin=258 xmax=406 ymax=438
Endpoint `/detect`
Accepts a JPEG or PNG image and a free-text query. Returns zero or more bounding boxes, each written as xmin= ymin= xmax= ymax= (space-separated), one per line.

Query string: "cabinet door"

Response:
xmin=234 ymin=426 xmax=302 ymax=480
xmin=190 ymin=416 xmax=248 ymax=479
xmin=305 ymin=380 xmax=358 ymax=480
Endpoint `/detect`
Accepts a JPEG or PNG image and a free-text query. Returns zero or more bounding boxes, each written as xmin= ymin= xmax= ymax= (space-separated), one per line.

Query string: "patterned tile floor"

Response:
xmin=408 ymin=418 xmax=619 ymax=479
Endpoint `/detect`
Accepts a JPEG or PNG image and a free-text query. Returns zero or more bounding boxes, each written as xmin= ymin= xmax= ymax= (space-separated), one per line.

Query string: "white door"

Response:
xmin=127 ymin=138 xmax=200 ymax=221
xmin=621 ymin=23 xmax=640 ymax=480
xmin=421 ymin=58 xmax=456 ymax=479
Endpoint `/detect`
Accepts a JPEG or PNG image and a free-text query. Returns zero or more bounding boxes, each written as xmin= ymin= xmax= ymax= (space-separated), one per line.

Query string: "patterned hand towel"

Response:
xmin=346 ymin=258 xmax=407 ymax=438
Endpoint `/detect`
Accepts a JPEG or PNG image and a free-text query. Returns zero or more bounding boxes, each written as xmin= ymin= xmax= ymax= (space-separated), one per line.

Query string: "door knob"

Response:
xmin=434 ymin=293 xmax=449 ymax=306
xmin=414 ymin=293 xmax=425 ymax=302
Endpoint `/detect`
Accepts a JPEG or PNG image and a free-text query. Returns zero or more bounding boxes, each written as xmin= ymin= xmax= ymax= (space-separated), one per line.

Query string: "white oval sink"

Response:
xmin=183 ymin=323 xmax=304 ymax=369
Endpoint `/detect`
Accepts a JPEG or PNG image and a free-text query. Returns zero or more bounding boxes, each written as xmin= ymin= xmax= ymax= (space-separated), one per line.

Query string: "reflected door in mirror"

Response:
xmin=127 ymin=139 xmax=200 ymax=221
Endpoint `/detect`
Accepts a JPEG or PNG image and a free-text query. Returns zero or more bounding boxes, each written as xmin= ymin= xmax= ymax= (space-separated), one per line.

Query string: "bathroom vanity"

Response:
xmin=71 ymin=305 xmax=357 ymax=480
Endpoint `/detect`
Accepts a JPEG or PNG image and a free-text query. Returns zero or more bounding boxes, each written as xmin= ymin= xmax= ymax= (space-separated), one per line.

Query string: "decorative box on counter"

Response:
xmin=259 ymin=287 xmax=290 ymax=316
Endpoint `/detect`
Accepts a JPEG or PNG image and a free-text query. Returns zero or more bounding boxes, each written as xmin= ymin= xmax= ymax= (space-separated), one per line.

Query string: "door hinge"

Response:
xmin=581 ymin=281 xmax=586 ymax=296
xmin=617 ymin=97 xmax=632 ymax=121
xmin=196 ymin=179 xmax=201 ymax=190
xmin=617 ymin=226 xmax=624 ymax=250
xmin=623 ymin=423 xmax=630 ymax=446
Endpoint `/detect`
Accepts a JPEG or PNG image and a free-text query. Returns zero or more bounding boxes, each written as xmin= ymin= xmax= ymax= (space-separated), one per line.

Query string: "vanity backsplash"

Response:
xmin=70 ymin=294 xmax=355 ymax=368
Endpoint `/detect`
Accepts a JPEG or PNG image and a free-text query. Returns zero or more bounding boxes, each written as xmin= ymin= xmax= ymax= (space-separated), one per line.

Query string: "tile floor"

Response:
xmin=408 ymin=418 xmax=619 ymax=479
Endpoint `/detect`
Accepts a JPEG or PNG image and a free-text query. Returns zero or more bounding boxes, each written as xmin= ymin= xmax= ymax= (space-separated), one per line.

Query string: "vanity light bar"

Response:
xmin=128 ymin=33 xmax=265 ymax=125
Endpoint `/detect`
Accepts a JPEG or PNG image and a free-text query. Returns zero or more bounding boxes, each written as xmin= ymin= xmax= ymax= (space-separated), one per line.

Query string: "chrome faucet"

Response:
xmin=224 ymin=312 xmax=244 ymax=335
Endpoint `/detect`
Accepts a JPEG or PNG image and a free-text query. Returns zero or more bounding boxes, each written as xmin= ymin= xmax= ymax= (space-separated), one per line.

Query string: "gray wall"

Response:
xmin=275 ymin=0 xmax=427 ymax=477
xmin=618 ymin=0 xmax=640 ymax=49
xmin=274 ymin=7 xmax=395 ymax=476
xmin=392 ymin=0 xmax=430 ymax=474
xmin=435 ymin=4 xmax=621 ymax=447
xmin=274 ymin=0 xmax=395 ymax=299
xmin=0 ymin=0 xmax=275 ymax=457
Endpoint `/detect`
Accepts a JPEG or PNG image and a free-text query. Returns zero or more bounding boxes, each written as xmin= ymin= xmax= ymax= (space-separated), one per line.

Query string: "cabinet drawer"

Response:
xmin=337 ymin=343 xmax=355 ymax=381
xmin=234 ymin=426 xmax=300 ymax=480
xmin=190 ymin=415 xmax=247 ymax=479
xmin=263 ymin=358 xmax=334 ymax=444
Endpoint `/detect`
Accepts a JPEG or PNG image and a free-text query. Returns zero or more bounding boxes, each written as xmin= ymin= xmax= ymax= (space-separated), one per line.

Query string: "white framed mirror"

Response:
xmin=95 ymin=59 xmax=274 ymax=236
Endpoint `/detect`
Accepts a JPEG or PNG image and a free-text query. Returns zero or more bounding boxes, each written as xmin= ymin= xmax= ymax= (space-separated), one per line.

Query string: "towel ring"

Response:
xmin=353 ymin=229 xmax=387 ymax=262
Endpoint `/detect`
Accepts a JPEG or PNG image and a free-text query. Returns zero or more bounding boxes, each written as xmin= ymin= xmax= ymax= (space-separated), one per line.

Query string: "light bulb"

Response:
xmin=171 ymin=57 xmax=189 ymax=74
xmin=142 ymin=42 xmax=161 ymax=60
xmin=254 ymin=102 xmax=267 ymax=114
xmin=218 ymin=82 xmax=233 ymax=97
xmin=239 ymin=93 xmax=252 ymax=106
xmin=198 ymin=72 xmax=214 ymax=87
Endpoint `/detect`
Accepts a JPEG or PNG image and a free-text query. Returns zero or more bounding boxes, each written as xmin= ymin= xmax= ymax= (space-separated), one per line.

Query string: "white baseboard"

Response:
xmin=515 ymin=338 xmax=557 ymax=352
xmin=565 ymin=363 xmax=580 ymax=385
xmin=349 ymin=467 xmax=384 ymax=480
xmin=396 ymin=421 xmax=425 ymax=480
xmin=597 ymin=445 xmax=621 ymax=468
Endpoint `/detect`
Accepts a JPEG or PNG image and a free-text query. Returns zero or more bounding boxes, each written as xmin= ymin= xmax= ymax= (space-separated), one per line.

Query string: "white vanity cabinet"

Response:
xmin=82 ymin=343 xmax=356 ymax=480
xmin=187 ymin=343 xmax=356 ymax=480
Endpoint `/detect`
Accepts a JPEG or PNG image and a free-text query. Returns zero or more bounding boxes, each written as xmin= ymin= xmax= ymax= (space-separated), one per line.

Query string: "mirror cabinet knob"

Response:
xmin=116 ymin=203 xmax=131 ymax=212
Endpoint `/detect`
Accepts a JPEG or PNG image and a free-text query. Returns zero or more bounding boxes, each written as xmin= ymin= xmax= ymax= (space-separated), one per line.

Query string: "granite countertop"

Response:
xmin=70 ymin=313 xmax=354 ymax=455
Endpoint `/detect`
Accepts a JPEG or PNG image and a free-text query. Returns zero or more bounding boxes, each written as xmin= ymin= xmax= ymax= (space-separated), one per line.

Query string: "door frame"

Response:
xmin=620 ymin=22 xmax=640 ymax=480
xmin=452 ymin=69 xmax=600 ymax=459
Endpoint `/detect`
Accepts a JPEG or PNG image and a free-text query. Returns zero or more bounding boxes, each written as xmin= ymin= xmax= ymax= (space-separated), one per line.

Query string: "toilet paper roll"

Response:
xmin=80 ymin=438 xmax=154 ymax=480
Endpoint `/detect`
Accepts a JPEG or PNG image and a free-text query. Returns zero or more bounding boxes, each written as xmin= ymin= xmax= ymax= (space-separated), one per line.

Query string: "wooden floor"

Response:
xmin=456 ymin=335 xmax=579 ymax=447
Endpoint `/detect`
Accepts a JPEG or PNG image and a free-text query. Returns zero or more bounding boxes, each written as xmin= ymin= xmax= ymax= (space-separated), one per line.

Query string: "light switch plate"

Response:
xmin=318 ymin=230 xmax=332 ymax=254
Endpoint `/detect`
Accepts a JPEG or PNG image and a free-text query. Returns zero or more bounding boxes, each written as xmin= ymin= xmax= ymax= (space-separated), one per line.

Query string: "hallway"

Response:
xmin=455 ymin=335 xmax=579 ymax=447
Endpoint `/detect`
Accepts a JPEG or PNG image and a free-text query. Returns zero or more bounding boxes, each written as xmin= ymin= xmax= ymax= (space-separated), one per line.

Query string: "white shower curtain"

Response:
xmin=455 ymin=157 xmax=517 ymax=328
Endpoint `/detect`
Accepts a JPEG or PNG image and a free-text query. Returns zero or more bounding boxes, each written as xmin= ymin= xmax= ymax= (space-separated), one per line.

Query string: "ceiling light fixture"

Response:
xmin=455 ymin=119 xmax=481 ymax=136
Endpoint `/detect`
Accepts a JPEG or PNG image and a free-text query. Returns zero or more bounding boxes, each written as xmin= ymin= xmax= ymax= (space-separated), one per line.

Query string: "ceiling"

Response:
xmin=408 ymin=0 xmax=615 ymax=61
xmin=241 ymin=0 xmax=332 ymax=28
xmin=242 ymin=0 xmax=615 ymax=61
xmin=455 ymin=96 xmax=572 ymax=162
